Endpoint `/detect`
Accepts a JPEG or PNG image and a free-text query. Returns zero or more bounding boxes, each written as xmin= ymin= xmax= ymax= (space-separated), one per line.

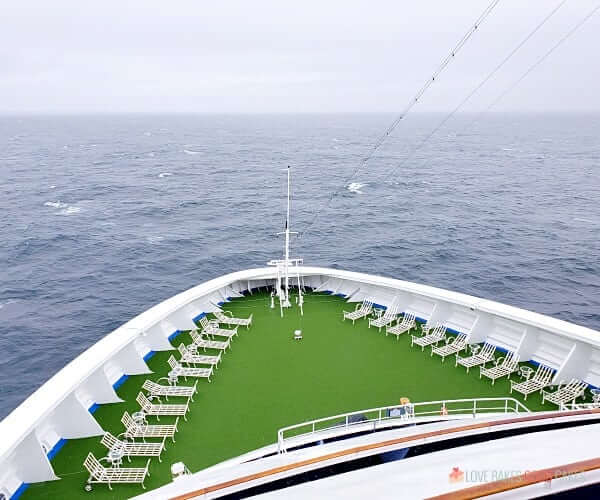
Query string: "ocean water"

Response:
xmin=1 ymin=113 xmax=599 ymax=419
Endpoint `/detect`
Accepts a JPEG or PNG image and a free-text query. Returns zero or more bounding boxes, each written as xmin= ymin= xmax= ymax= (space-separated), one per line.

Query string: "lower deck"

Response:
xmin=20 ymin=291 xmax=592 ymax=499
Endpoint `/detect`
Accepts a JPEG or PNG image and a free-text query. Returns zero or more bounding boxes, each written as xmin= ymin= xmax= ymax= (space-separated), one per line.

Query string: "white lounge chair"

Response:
xmin=542 ymin=378 xmax=588 ymax=407
xmin=190 ymin=330 xmax=231 ymax=351
xmin=178 ymin=343 xmax=221 ymax=367
xmin=142 ymin=380 xmax=197 ymax=402
xmin=136 ymin=392 xmax=190 ymax=421
xmin=168 ymin=355 xmax=213 ymax=382
xmin=411 ymin=324 xmax=447 ymax=351
xmin=121 ymin=412 xmax=179 ymax=442
xmin=368 ymin=305 xmax=399 ymax=332
xmin=386 ymin=312 xmax=417 ymax=340
xmin=198 ymin=317 xmax=238 ymax=340
xmin=100 ymin=432 xmax=166 ymax=462
xmin=84 ymin=452 xmax=150 ymax=491
xmin=510 ymin=364 xmax=554 ymax=400
xmin=431 ymin=334 xmax=468 ymax=362
xmin=343 ymin=299 xmax=373 ymax=324
xmin=455 ymin=342 xmax=496 ymax=373
xmin=480 ymin=351 xmax=520 ymax=385
xmin=419 ymin=320 xmax=437 ymax=336
xmin=214 ymin=310 xmax=253 ymax=328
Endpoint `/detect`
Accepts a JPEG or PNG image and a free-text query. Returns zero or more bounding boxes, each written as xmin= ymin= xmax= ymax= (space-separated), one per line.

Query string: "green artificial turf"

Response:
xmin=22 ymin=291 xmax=570 ymax=499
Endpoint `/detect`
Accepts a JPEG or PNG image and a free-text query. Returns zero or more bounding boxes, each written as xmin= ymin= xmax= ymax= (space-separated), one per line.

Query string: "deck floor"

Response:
xmin=21 ymin=292 xmax=575 ymax=499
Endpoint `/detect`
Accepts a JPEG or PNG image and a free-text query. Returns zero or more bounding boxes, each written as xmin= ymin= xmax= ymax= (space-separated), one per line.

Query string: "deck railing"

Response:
xmin=277 ymin=397 xmax=530 ymax=453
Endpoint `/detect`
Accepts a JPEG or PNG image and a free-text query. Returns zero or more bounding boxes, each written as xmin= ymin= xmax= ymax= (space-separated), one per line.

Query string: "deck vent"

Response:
xmin=171 ymin=462 xmax=191 ymax=481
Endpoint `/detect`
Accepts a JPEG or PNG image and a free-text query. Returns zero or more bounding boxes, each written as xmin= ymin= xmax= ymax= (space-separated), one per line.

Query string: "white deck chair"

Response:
xmin=542 ymin=378 xmax=588 ymax=406
xmin=100 ymin=432 xmax=166 ymax=463
xmin=343 ymin=299 xmax=373 ymax=324
xmin=136 ymin=392 xmax=190 ymax=421
xmin=455 ymin=342 xmax=496 ymax=373
xmin=510 ymin=364 xmax=554 ymax=400
xmin=214 ymin=310 xmax=253 ymax=328
xmin=199 ymin=317 xmax=238 ymax=340
xmin=411 ymin=324 xmax=447 ymax=351
xmin=431 ymin=334 xmax=468 ymax=362
xmin=168 ymin=355 xmax=213 ymax=382
xmin=368 ymin=305 xmax=399 ymax=332
xmin=480 ymin=351 xmax=520 ymax=385
xmin=386 ymin=312 xmax=416 ymax=340
xmin=121 ymin=412 xmax=179 ymax=442
xmin=142 ymin=380 xmax=197 ymax=402
xmin=84 ymin=452 xmax=150 ymax=491
xmin=190 ymin=330 xmax=231 ymax=351
xmin=178 ymin=344 xmax=221 ymax=367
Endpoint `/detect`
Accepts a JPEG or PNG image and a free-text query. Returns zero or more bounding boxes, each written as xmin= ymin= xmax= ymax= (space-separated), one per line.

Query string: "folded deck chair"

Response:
xmin=168 ymin=355 xmax=213 ymax=382
xmin=431 ymin=333 xmax=468 ymax=362
xmin=510 ymin=364 xmax=554 ymax=400
xmin=198 ymin=317 xmax=238 ymax=340
xmin=178 ymin=343 xmax=221 ymax=367
xmin=84 ymin=452 xmax=150 ymax=491
xmin=411 ymin=324 xmax=447 ymax=351
xmin=368 ymin=305 xmax=399 ymax=332
xmin=100 ymin=432 xmax=166 ymax=462
xmin=386 ymin=312 xmax=417 ymax=340
xmin=142 ymin=380 xmax=197 ymax=402
xmin=136 ymin=392 xmax=190 ymax=421
xmin=542 ymin=378 xmax=588 ymax=407
xmin=190 ymin=330 xmax=231 ymax=351
xmin=121 ymin=411 xmax=179 ymax=442
xmin=480 ymin=351 xmax=520 ymax=385
xmin=343 ymin=299 xmax=373 ymax=324
xmin=455 ymin=342 xmax=496 ymax=373
xmin=214 ymin=310 xmax=253 ymax=328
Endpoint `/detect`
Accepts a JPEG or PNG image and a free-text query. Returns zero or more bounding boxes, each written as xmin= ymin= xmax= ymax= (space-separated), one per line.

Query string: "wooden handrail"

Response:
xmin=427 ymin=456 xmax=600 ymax=499
xmin=170 ymin=408 xmax=600 ymax=500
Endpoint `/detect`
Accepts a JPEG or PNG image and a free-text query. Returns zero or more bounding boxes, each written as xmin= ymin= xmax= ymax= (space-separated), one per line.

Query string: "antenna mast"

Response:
xmin=268 ymin=166 xmax=303 ymax=317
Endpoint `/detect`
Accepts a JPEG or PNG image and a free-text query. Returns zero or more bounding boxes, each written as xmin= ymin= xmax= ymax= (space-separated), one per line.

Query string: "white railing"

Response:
xmin=277 ymin=397 xmax=530 ymax=453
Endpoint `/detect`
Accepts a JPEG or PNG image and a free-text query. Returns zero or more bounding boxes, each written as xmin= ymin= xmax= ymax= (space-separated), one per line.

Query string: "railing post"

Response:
xmin=312 ymin=422 xmax=315 ymax=434
xmin=505 ymin=399 xmax=508 ymax=413
xmin=345 ymin=415 xmax=349 ymax=428
xmin=473 ymin=399 xmax=477 ymax=418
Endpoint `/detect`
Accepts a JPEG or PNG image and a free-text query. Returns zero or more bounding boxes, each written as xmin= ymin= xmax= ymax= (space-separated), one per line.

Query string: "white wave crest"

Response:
xmin=183 ymin=149 xmax=202 ymax=155
xmin=59 ymin=206 xmax=81 ymax=215
xmin=0 ymin=299 xmax=17 ymax=310
xmin=347 ymin=182 xmax=365 ymax=194
xmin=158 ymin=172 xmax=173 ymax=178
xmin=45 ymin=200 xmax=81 ymax=215
xmin=44 ymin=201 xmax=67 ymax=208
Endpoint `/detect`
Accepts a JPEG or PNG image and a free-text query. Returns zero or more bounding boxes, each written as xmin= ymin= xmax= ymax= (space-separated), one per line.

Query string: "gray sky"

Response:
xmin=2 ymin=0 xmax=599 ymax=113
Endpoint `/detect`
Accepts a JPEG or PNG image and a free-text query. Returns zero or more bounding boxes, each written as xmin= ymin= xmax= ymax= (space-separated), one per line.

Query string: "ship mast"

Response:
xmin=268 ymin=166 xmax=303 ymax=317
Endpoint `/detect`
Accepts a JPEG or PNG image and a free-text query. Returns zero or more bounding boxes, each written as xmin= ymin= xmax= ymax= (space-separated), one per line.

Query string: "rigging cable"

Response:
xmin=469 ymin=1 xmax=600 ymax=126
xmin=384 ymin=0 xmax=569 ymax=182
xmin=390 ymin=0 xmax=600 ymax=178
xmin=297 ymin=0 xmax=503 ymax=241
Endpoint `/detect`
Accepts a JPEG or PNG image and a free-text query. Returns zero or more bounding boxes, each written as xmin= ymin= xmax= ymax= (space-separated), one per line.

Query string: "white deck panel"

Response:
xmin=256 ymin=423 xmax=600 ymax=499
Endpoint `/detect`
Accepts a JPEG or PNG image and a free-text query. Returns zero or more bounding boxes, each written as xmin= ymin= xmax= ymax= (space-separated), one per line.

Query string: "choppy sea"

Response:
xmin=1 ymin=113 xmax=599 ymax=418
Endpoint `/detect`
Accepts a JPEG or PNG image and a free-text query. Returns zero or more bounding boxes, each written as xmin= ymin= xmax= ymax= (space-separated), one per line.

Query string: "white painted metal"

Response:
xmin=276 ymin=397 xmax=530 ymax=453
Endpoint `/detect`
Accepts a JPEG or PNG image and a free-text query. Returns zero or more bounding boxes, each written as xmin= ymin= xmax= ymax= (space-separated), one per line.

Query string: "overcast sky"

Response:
xmin=1 ymin=0 xmax=599 ymax=113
